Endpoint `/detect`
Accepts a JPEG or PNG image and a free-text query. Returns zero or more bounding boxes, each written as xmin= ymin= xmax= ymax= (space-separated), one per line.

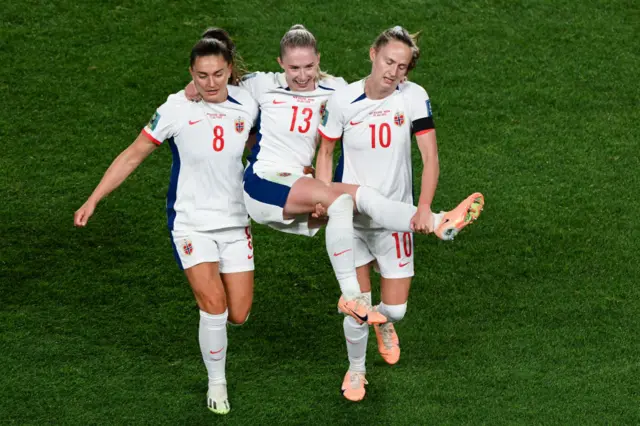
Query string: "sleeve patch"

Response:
xmin=321 ymin=107 xmax=329 ymax=126
xmin=425 ymin=100 xmax=432 ymax=117
xmin=148 ymin=111 xmax=161 ymax=131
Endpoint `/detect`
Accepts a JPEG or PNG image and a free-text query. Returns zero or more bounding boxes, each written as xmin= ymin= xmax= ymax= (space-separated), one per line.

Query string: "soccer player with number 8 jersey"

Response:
xmin=316 ymin=26 xmax=485 ymax=401
xmin=74 ymin=29 xmax=258 ymax=415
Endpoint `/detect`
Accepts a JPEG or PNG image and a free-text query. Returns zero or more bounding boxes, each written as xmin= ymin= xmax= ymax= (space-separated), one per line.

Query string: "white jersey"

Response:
xmin=142 ymin=87 xmax=259 ymax=232
xmin=318 ymin=79 xmax=435 ymax=228
xmin=240 ymin=72 xmax=347 ymax=171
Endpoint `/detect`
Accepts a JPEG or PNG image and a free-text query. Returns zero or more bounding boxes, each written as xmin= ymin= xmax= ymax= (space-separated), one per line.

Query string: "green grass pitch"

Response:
xmin=1 ymin=0 xmax=638 ymax=424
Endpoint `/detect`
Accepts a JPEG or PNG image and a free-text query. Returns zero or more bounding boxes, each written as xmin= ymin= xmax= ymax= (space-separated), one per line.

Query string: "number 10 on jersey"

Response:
xmin=370 ymin=123 xmax=391 ymax=149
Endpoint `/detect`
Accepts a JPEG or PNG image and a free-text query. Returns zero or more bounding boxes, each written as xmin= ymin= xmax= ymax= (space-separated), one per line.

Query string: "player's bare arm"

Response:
xmin=312 ymin=135 xmax=339 ymax=218
xmin=315 ymin=135 xmax=337 ymax=184
xmin=411 ymin=129 xmax=439 ymax=234
xmin=74 ymin=132 xmax=158 ymax=227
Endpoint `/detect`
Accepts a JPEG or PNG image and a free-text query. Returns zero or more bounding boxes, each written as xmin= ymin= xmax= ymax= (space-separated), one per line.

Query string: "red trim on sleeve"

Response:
xmin=415 ymin=129 xmax=434 ymax=136
xmin=142 ymin=128 xmax=162 ymax=145
xmin=318 ymin=128 xmax=341 ymax=141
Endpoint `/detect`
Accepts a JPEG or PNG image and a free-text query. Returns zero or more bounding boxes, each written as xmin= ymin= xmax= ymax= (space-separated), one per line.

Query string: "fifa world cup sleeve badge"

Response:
xmin=148 ymin=111 xmax=161 ymax=131
xmin=321 ymin=105 xmax=329 ymax=126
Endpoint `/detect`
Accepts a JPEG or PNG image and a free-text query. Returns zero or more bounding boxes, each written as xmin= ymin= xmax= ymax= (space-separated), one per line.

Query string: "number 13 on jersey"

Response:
xmin=289 ymin=106 xmax=312 ymax=133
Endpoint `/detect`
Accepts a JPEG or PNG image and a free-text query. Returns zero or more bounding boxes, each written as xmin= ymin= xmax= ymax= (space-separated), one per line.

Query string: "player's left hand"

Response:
xmin=303 ymin=165 xmax=316 ymax=177
xmin=410 ymin=204 xmax=434 ymax=234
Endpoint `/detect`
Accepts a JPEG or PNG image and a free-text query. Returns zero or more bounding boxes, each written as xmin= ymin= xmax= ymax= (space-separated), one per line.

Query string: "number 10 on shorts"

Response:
xmin=392 ymin=232 xmax=412 ymax=258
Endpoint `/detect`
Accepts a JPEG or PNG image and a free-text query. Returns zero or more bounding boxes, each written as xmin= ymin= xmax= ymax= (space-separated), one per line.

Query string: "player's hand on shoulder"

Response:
xmin=184 ymin=81 xmax=201 ymax=102
xmin=74 ymin=199 xmax=97 ymax=227
xmin=410 ymin=204 xmax=434 ymax=234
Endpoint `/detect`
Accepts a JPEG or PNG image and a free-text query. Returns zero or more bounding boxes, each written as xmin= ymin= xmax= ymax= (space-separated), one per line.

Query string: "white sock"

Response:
xmin=357 ymin=186 xmax=445 ymax=233
xmin=343 ymin=316 xmax=369 ymax=373
xmin=326 ymin=194 xmax=360 ymax=298
xmin=362 ymin=291 xmax=372 ymax=306
xmin=199 ymin=309 xmax=228 ymax=387
xmin=355 ymin=186 xmax=416 ymax=232
xmin=432 ymin=212 xmax=444 ymax=230
xmin=376 ymin=302 xmax=407 ymax=323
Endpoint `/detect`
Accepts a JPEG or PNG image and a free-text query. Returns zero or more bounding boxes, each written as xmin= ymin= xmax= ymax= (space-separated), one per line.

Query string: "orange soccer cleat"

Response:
xmin=374 ymin=322 xmax=400 ymax=365
xmin=338 ymin=295 xmax=387 ymax=325
xmin=434 ymin=192 xmax=485 ymax=241
xmin=341 ymin=370 xmax=368 ymax=402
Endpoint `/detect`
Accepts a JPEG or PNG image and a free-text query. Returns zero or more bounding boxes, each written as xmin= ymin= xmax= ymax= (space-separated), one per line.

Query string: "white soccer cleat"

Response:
xmin=207 ymin=384 xmax=230 ymax=415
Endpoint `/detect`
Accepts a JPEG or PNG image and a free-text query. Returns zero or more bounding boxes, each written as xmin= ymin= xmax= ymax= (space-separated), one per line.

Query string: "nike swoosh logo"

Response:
xmin=349 ymin=120 xmax=363 ymax=125
xmin=333 ymin=249 xmax=352 ymax=257
xmin=247 ymin=254 xmax=254 ymax=259
xmin=349 ymin=308 xmax=368 ymax=323
xmin=272 ymin=100 xmax=286 ymax=104
xmin=209 ymin=347 xmax=224 ymax=355
xmin=399 ymin=261 xmax=411 ymax=268
xmin=189 ymin=119 xmax=202 ymax=125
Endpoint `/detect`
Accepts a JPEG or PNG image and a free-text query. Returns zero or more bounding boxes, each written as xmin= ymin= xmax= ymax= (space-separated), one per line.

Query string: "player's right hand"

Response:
xmin=74 ymin=200 xmax=97 ymax=227
xmin=184 ymin=81 xmax=201 ymax=102
xmin=311 ymin=202 xmax=327 ymax=219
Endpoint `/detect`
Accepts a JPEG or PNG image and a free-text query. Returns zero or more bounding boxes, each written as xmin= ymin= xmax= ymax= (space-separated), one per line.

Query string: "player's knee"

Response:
xmin=227 ymin=310 xmax=250 ymax=326
xmin=381 ymin=302 xmax=407 ymax=323
xmin=327 ymin=193 xmax=353 ymax=215
xmin=195 ymin=291 xmax=227 ymax=315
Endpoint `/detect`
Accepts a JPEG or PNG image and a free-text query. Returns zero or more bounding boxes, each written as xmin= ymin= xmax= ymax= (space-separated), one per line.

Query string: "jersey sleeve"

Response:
xmin=333 ymin=77 xmax=349 ymax=88
xmin=408 ymin=84 xmax=435 ymax=136
xmin=239 ymin=72 xmax=263 ymax=100
xmin=142 ymin=97 xmax=182 ymax=145
xmin=317 ymin=93 xmax=345 ymax=141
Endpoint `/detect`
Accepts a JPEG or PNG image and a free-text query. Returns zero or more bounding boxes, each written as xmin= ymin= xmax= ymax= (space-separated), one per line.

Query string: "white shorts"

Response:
xmin=243 ymin=163 xmax=320 ymax=237
xmin=353 ymin=228 xmax=414 ymax=279
xmin=170 ymin=226 xmax=255 ymax=273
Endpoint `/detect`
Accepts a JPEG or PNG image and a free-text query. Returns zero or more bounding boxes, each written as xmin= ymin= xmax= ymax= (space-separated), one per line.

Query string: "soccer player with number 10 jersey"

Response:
xmin=317 ymin=26 xmax=484 ymax=401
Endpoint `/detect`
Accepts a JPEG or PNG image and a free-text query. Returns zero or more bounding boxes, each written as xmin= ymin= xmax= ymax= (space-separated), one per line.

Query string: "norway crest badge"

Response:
xmin=182 ymin=239 xmax=194 ymax=256
xmin=235 ymin=118 xmax=245 ymax=133
xmin=394 ymin=112 xmax=405 ymax=127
